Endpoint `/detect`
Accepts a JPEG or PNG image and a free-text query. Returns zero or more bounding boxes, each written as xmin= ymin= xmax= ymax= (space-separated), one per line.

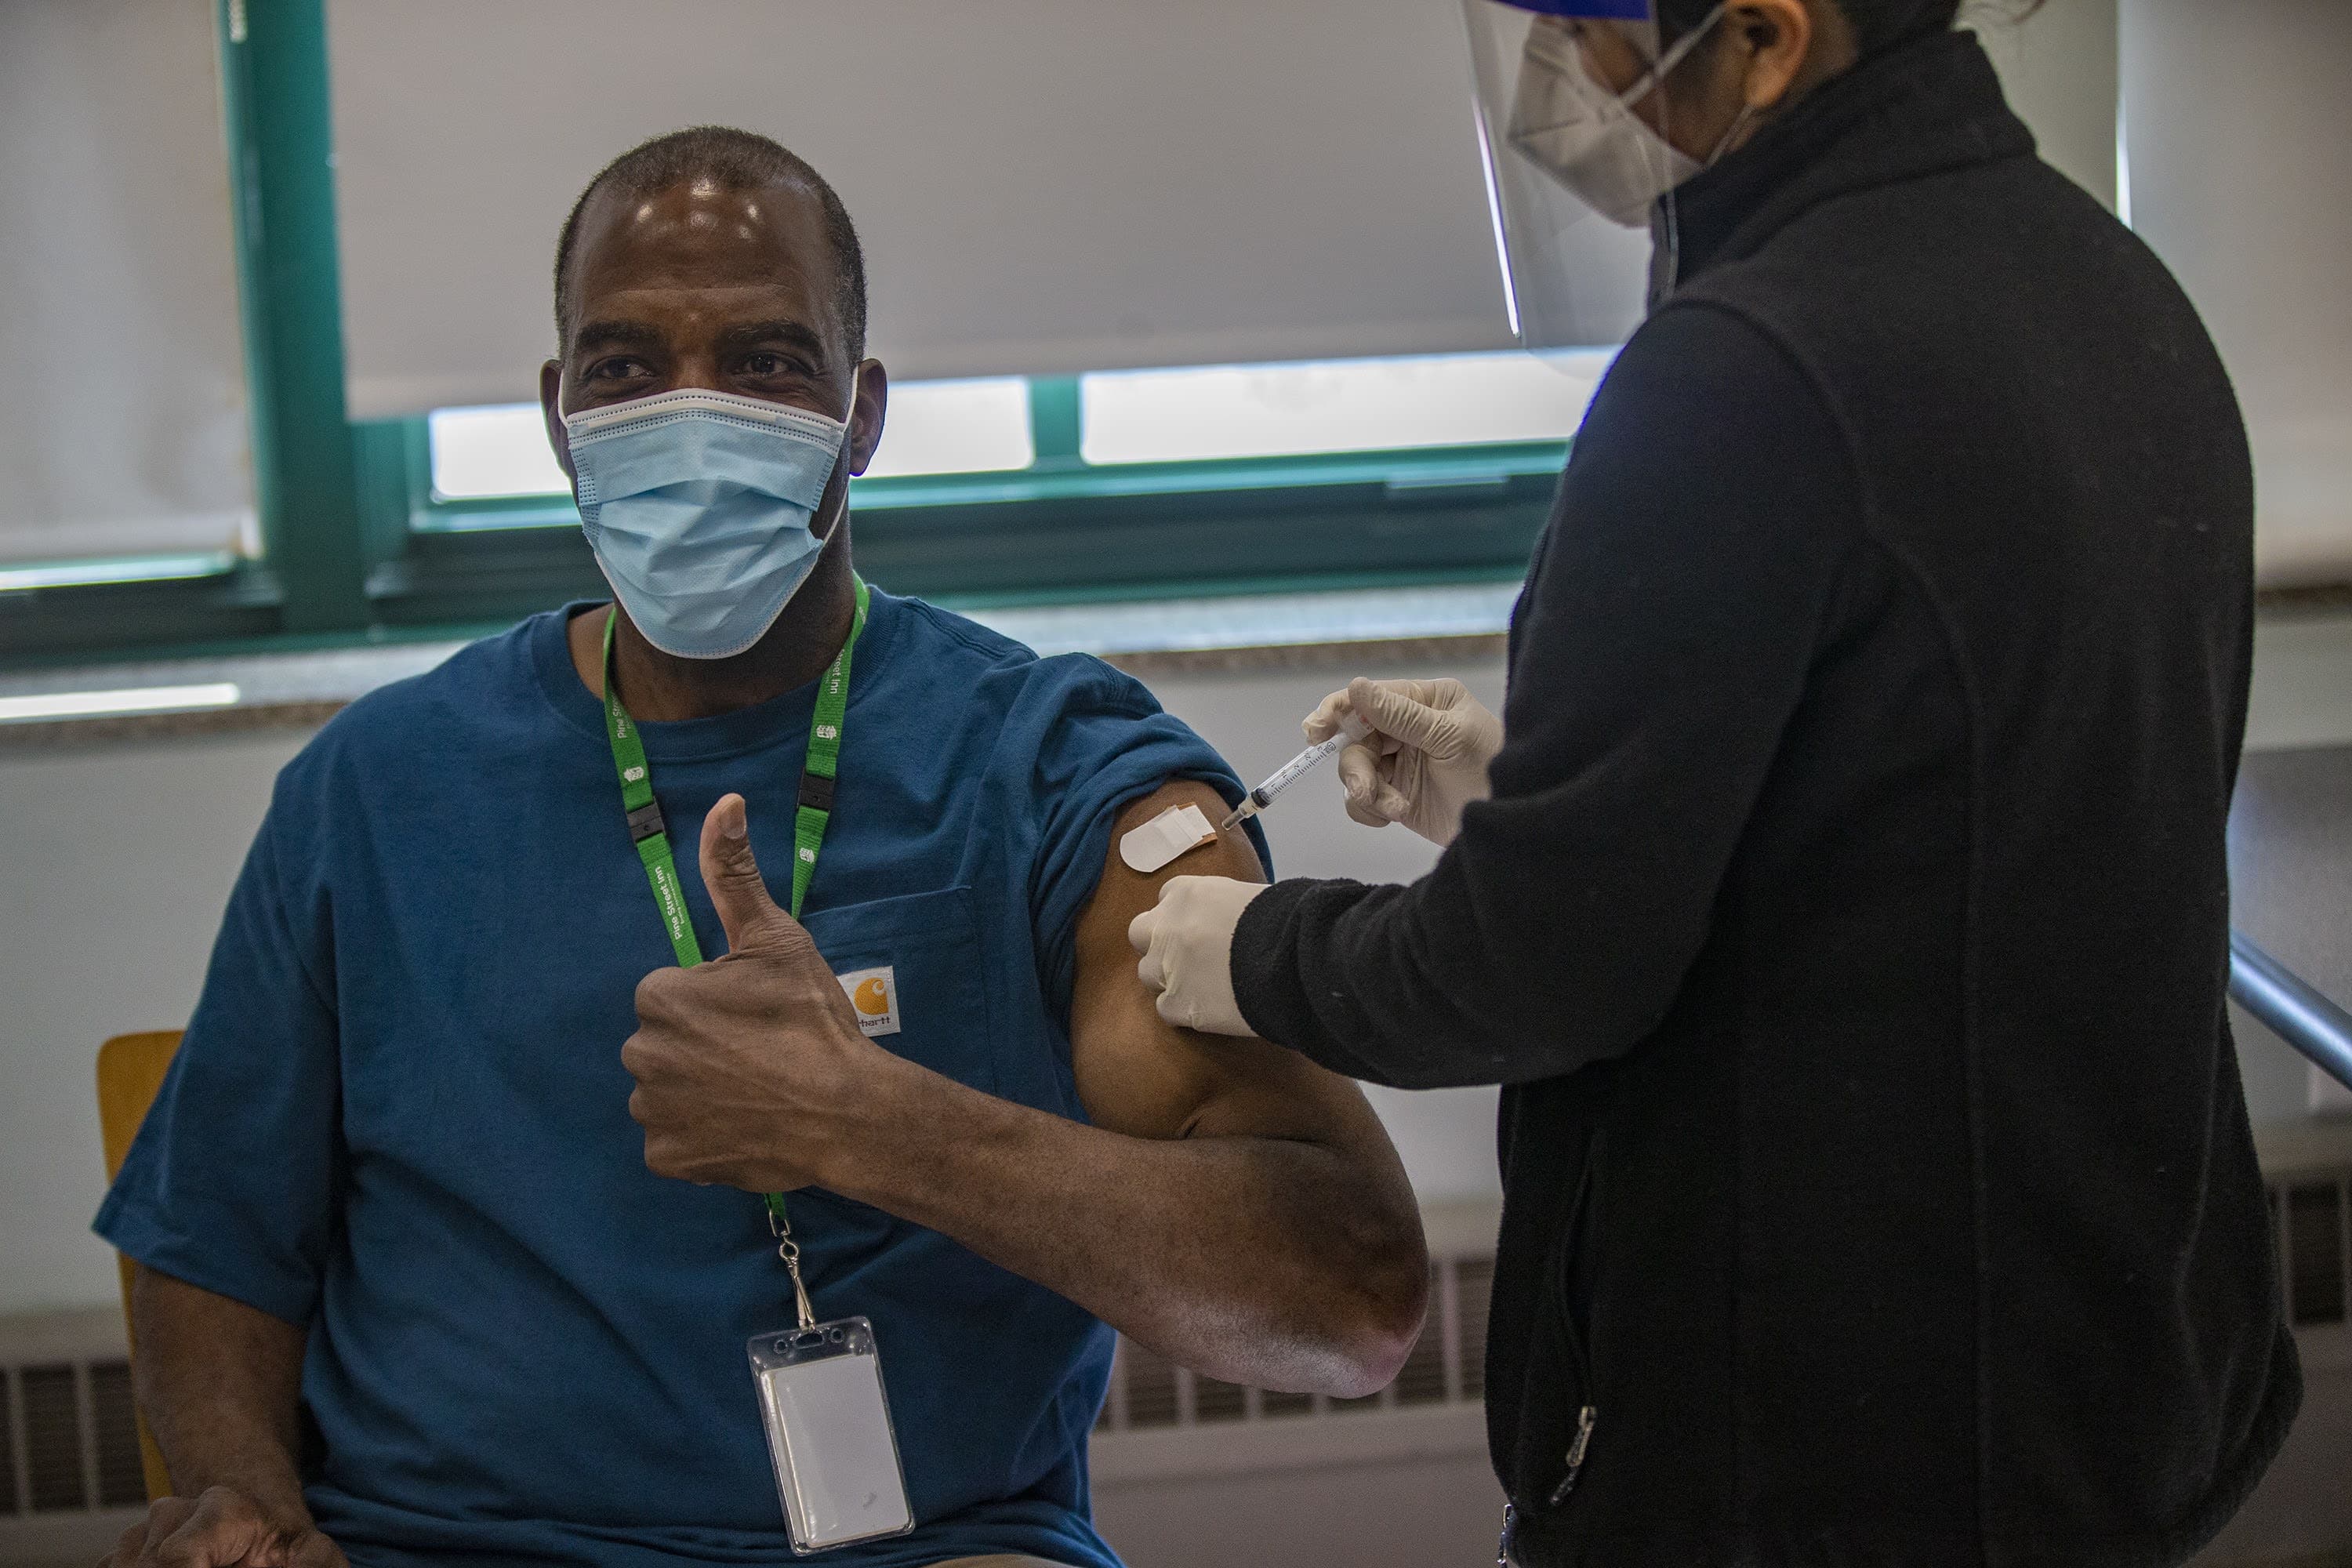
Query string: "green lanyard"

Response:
xmin=599 ymin=575 xmax=870 ymax=949
xmin=599 ymin=576 xmax=870 ymax=1327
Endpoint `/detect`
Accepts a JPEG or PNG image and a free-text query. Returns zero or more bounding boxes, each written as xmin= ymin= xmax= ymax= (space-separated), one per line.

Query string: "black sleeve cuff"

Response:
xmin=1232 ymin=876 xmax=1370 ymax=1064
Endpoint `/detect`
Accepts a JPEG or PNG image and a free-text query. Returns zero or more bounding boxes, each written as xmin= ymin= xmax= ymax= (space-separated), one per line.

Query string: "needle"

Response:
xmin=1218 ymin=714 xmax=1373 ymax=831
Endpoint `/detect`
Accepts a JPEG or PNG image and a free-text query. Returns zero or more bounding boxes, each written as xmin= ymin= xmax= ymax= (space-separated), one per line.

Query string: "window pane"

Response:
xmin=429 ymin=377 xmax=1033 ymax=501
xmin=861 ymin=377 xmax=1033 ymax=479
xmin=1080 ymin=349 xmax=1617 ymax=466
xmin=428 ymin=405 xmax=568 ymax=500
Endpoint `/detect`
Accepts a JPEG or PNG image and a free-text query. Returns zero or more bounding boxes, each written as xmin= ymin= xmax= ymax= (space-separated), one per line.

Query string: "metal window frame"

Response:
xmin=0 ymin=0 xmax=1559 ymax=673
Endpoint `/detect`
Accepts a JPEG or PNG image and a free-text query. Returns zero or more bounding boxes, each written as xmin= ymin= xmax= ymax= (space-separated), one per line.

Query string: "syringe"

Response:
xmin=1220 ymin=713 xmax=1373 ymax=831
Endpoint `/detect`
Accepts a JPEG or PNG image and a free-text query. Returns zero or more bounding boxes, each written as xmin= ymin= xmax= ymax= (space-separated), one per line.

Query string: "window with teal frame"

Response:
xmin=351 ymin=352 xmax=1602 ymax=632
xmin=0 ymin=0 xmax=1591 ymax=670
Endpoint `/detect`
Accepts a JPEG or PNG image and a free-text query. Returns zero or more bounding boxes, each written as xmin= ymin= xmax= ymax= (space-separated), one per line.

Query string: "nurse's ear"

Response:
xmin=1726 ymin=0 xmax=1820 ymax=111
xmin=1664 ymin=0 xmax=1860 ymax=162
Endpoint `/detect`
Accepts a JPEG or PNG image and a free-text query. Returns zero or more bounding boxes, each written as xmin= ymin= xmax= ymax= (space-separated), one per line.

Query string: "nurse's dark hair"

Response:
xmin=1653 ymin=0 xmax=2042 ymax=56
xmin=552 ymin=126 xmax=867 ymax=361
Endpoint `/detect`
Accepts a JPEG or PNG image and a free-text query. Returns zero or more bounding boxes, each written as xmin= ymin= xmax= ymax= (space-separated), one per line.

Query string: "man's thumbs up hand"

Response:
xmin=622 ymin=794 xmax=909 ymax=1194
xmin=699 ymin=792 xmax=798 ymax=956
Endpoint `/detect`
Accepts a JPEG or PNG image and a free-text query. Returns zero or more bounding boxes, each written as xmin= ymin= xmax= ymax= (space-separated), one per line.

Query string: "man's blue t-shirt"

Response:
xmin=96 ymin=589 xmax=1260 ymax=1568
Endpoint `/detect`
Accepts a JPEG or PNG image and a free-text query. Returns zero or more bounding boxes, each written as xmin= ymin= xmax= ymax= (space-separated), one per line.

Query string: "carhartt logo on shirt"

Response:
xmin=836 ymin=966 xmax=900 ymax=1037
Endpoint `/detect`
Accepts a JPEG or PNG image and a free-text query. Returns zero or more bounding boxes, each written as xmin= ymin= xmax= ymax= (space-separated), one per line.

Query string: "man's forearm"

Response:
xmin=823 ymin=1064 xmax=1427 ymax=1398
xmin=130 ymin=1265 xmax=313 ymax=1519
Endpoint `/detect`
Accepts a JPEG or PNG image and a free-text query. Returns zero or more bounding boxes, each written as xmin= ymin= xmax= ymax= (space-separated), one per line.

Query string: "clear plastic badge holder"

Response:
xmin=750 ymin=1316 xmax=914 ymax=1554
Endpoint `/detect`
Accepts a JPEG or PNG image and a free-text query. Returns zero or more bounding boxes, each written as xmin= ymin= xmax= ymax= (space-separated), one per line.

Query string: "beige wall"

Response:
xmin=5 ymin=618 xmax=2350 ymax=1316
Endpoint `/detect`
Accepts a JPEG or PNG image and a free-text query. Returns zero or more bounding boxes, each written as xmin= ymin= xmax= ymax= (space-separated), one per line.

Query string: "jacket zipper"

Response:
xmin=1545 ymin=1404 xmax=1598 ymax=1506
xmin=1501 ymin=1131 xmax=1606 ymax=1561
xmin=1545 ymin=1134 xmax=1604 ymax=1510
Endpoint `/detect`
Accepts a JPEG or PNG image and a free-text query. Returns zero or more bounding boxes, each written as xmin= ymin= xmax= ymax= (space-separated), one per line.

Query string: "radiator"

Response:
xmin=3 ymin=1169 xmax=2345 ymax=1566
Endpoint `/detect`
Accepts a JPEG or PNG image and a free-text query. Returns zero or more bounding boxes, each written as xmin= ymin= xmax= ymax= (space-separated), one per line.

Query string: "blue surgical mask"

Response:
xmin=562 ymin=377 xmax=858 ymax=659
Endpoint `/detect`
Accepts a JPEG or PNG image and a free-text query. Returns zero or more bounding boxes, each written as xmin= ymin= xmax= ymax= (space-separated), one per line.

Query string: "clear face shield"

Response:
xmin=1461 ymin=0 xmax=1727 ymax=349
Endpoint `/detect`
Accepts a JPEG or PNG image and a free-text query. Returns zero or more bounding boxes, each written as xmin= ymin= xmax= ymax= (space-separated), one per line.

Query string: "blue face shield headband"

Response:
xmin=1504 ymin=0 xmax=1653 ymax=13
xmin=563 ymin=376 xmax=859 ymax=660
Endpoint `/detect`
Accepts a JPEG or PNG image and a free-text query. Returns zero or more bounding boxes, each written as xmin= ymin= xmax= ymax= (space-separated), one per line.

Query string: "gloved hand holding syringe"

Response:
xmin=1296 ymin=677 xmax=1506 ymax=846
xmin=1218 ymin=713 xmax=1373 ymax=831
xmin=1221 ymin=678 xmax=1506 ymax=840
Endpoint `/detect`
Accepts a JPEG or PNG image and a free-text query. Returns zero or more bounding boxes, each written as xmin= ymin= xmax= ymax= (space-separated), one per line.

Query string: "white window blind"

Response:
xmin=0 ymin=0 xmax=253 ymax=566
xmin=2122 ymin=0 xmax=2352 ymax=586
xmin=1970 ymin=0 xmax=2120 ymax=213
xmin=325 ymin=0 xmax=1609 ymax=419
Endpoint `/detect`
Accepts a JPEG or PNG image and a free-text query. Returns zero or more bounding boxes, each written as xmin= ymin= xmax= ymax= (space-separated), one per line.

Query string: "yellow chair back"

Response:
xmin=96 ymin=1029 xmax=184 ymax=1504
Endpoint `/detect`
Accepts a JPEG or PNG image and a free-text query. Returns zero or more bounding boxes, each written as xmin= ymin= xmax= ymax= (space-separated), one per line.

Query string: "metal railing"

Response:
xmin=2230 ymin=931 xmax=2352 ymax=1095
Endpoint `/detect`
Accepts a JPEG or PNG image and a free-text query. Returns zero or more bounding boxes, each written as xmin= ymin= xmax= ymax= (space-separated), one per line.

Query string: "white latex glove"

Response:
xmin=1127 ymin=876 xmax=1266 ymax=1036
xmin=1305 ymin=677 xmax=1504 ymax=848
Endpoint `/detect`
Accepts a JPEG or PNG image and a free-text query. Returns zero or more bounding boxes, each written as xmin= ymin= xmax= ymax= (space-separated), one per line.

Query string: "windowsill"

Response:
xmin=0 ymin=583 xmax=1521 ymax=750
xmin=5 ymin=584 xmax=2348 ymax=752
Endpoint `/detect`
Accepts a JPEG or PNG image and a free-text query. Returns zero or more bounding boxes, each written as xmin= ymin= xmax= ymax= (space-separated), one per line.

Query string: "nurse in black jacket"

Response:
xmin=1129 ymin=1 xmax=2300 ymax=1564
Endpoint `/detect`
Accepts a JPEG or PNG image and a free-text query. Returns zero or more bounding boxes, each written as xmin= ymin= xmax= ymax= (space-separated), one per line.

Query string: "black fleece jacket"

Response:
xmin=1232 ymin=31 xmax=2299 ymax=1568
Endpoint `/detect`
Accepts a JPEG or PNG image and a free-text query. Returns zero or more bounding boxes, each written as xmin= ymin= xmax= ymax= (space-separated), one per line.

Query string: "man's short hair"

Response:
xmin=553 ymin=126 xmax=868 ymax=361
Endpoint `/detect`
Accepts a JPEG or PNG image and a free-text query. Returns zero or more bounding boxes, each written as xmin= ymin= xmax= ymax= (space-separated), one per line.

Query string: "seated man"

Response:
xmin=96 ymin=127 xmax=1425 ymax=1568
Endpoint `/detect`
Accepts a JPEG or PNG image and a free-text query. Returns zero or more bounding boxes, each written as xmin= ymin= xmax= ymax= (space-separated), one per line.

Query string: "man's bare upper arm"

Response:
xmin=1068 ymin=779 xmax=1393 ymax=1149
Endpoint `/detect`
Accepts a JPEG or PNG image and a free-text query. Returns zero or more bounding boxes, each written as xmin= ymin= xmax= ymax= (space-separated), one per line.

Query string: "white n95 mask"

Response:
xmin=563 ymin=377 xmax=858 ymax=660
xmin=1507 ymin=5 xmax=1727 ymax=227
